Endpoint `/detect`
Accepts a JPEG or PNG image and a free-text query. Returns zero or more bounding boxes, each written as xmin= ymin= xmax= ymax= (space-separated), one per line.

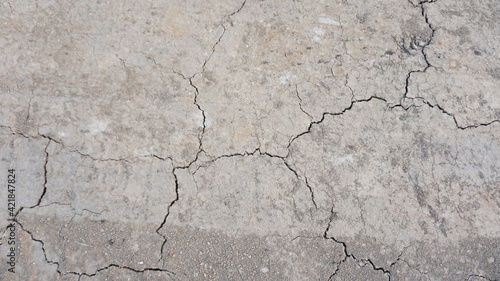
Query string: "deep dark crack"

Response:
xmin=287 ymin=96 xmax=388 ymax=151
xmin=65 ymin=264 xmax=175 ymax=279
xmin=201 ymin=0 xmax=247 ymax=73
xmin=33 ymin=140 xmax=50 ymax=208
xmin=399 ymin=0 xmax=436 ymax=106
xmin=16 ymin=220 xmax=63 ymax=275
xmin=323 ymin=206 xmax=393 ymax=280
xmin=156 ymin=165 xmax=180 ymax=264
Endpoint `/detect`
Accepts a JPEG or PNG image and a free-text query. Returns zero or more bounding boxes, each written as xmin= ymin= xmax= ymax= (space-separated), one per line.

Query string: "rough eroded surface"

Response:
xmin=1 ymin=0 xmax=499 ymax=280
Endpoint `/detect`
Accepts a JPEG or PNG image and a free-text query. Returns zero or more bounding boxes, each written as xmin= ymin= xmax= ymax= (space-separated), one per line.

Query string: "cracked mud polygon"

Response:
xmin=1 ymin=0 xmax=499 ymax=280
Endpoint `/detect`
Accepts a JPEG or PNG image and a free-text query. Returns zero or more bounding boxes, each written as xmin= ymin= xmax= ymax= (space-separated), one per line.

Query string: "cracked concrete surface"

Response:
xmin=1 ymin=0 xmax=499 ymax=280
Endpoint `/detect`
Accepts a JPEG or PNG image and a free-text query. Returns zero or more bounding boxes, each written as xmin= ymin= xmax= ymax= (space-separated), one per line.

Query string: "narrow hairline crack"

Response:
xmin=170 ymin=0 xmax=249 ymax=161
xmin=2 ymin=2 xmax=498 ymax=279
xmin=2 ymin=1 xmax=250 ymax=274
xmin=410 ymin=98 xmax=500 ymax=129
xmin=0 ymin=125 xmax=179 ymax=164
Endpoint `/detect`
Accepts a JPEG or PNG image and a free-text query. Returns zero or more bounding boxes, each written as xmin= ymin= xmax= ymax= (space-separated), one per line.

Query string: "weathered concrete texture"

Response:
xmin=195 ymin=0 xmax=431 ymax=157
xmin=7 ymin=229 xmax=69 ymax=281
xmin=0 ymin=129 xmax=48 ymax=226
xmin=16 ymin=144 xmax=177 ymax=275
xmin=1 ymin=0 xmax=499 ymax=280
xmin=407 ymin=0 xmax=500 ymax=127
xmin=162 ymin=226 xmax=344 ymax=280
xmin=0 ymin=129 xmax=49 ymax=279
xmin=288 ymin=100 xmax=500 ymax=279
xmin=0 ymin=0 xmax=249 ymax=166
xmin=331 ymin=258 xmax=388 ymax=281
xmin=392 ymin=239 xmax=500 ymax=280
xmin=167 ymin=154 xmax=325 ymax=236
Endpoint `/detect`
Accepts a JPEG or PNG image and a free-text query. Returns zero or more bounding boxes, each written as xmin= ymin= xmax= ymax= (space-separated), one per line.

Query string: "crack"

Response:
xmin=70 ymin=150 xmax=132 ymax=163
xmin=295 ymin=85 xmax=313 ymax=120
xmin=13 ymin=139 xmax=51 ymax=218
xmin=155 ymin=165 xmax=180 ymax=264
xmin=389 ymin=246 xmax=410 ymax=268
xmin=171 ymin=70 xmax=206 ymax=162
xmin=399 ymin=0 xmax=436 ymax=107
xmin=418 ymin=2 xmax=436 ymax=68
xmin=323 ymin=206 xmax=392 ymax=280
xmin=0 ymin=125 xmax=32 ymax=139
xmin=64 ymin=264 xmax=175 ymax=279
xmin=344 ymin=74 xmax=355 ymax=101
xmin=411 ymin=97 xmax=500 ymax=130
xmin=3 ymin=123 xmax=180 ymax=270
xmin=189 ymin=147 xmax=318 ymax=209
xmin=407 ymin=0 xmax=438 ymax=7
xmin=16 ymin=220 xmax=63 ymax=276
xmin=283 ymin=159 xmax=317 ymax=209
xmin=34 ymin=140 xmax=50 ymax=208
xmin=1 ymin=124 xmax=180 ymax=163
xmin=400 ymin=259 xmax=430 ymax=279
xmin=153 ymin=146 xmax=208 ymax=264
xmin=324 ymin=206 xmax=350 ymax=280
xmin=200 ymin=0 xmax=247 ymax=73
xmin=365 ymin=259 xmax=391 ymax=277
xmin=394 ymin=0 xmax=498 ymax=130
xmin=189 ymin=77 xmax=206 ymax=151
xmin=288 ymin=96 xmax=388 ymax=150
xmin=169 ymin=1 xmax=249 ymax=162
xmin=26 ymin=93 xmax=34 ymax=122
xmin=18 ymin=219 xmax=175 ymax=278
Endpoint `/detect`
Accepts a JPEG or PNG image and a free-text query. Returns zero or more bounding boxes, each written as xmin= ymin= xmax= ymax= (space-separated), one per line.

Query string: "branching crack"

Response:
xmin=283 ymin=160 xmax=317 ymax=209
xmin=399 ymin=0 xmax=436 ymax=106
xmin=189 ymin=77 xmax=206 ymax=150
xmin=34 ymin=140 xmax=50 ymax=207
xmin=392 ymin=0 xmax=498 ymax=130
xmin=412 ymin=98 xmax=500 ymax=130
xmin=323 ymin=206 xmax=392 ymax=280
xmin=190 ymin=147 xmax=318 ymax=209
xmin=156 ymin=2 xmax=247 ymax=178
xmin=407 ymin=0 xmax=438 ymax=8
xmin=171 ymin=70 xmax=206 ymax=160
xmin=12 ymin=139 xmax=50 ymax=218
xmin=324 ymin=207 xmax=350 ymax=280
xmin=18 ymin=219 xmax=175 ymax=278
xmin=288 ymin=96 xmax=388 ymax=150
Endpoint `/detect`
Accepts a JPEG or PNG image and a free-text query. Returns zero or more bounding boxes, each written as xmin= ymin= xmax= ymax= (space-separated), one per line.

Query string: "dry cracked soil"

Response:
xmin=0 ymin=0 xmax=499 ymax=280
